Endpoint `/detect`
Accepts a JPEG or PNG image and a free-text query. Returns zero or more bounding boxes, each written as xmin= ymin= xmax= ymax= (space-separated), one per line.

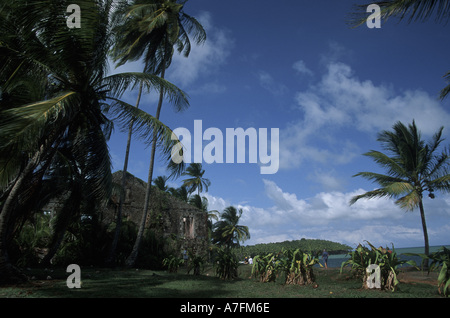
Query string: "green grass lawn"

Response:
xmin=0 ymin=265 xmax=442 ymax=298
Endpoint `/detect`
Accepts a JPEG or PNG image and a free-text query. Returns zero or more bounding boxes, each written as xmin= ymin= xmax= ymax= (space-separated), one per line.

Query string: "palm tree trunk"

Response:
xmin=0 ymin=125 xmax=61 ymax=282
xmin=106 ymin=81 xmax=144 ymax=266
xmin=126 ymin=63 xmax=166 ymax=267
xmin=41 ymin=189 xmax=82 ymax=266
xmin=0 ymin=146 xmax=44 ymax=283
xmin=418 ymin=200 xmax=430 ymax=270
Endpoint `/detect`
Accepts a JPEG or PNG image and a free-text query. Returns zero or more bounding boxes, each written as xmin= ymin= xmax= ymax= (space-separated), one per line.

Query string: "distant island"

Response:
xmin=236 ymin=238 xmax=352 ymax=258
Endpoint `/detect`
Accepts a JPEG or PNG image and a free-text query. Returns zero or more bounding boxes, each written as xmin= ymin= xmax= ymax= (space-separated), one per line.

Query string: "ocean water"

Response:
xmin=318 ymin=245 xmax=450 ymax=269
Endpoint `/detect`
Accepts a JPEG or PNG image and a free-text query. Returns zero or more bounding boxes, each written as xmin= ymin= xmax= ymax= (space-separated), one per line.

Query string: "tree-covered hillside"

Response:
xmin=236 ymin=239 xmax=352 ymax=259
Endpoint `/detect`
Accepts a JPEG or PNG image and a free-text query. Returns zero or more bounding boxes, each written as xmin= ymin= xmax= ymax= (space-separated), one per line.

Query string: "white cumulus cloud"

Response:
xmin=279 ymin=61 xmax=450 ymax=171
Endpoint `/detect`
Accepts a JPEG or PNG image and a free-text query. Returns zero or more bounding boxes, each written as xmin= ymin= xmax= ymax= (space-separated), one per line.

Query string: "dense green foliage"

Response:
xmin=0 ymin=0 xmax=189 ymax=283
xmin=10 ymin=210 xmax=171 ymax=269
xmin=236 ymin=239 xmax=352 ymax=260
xmin=162 ymin=255 xmax=184 ymax=273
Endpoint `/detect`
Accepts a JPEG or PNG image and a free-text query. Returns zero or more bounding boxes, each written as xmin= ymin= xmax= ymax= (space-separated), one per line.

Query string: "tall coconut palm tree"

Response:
xmin=350 ymin=121 xmax=450 ymax=267
xmin=212 ymin=206 xmax=250 ymax=249
xmin=106 ymin=0 xmax=191 ymax=265
xmin=182 ymin=163 xmax=211 ymax=196
xmin=113 ymin=0 xmax=206 ymax=267
xmin=0 ymin=0 xmax=188 ymax=283
xmin=350 ymin=0 xmax=450 ymax=99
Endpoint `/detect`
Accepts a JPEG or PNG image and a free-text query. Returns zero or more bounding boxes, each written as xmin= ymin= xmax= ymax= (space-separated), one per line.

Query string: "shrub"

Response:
xmin=214 ymin=247 xmax=239 ymax=280
xmin=187 ymin=251 xmax=206 ymax=276
xmin=162 ymin=255 xmax=184 ymax=273
xmin=11 ymin=213 xmax=52 ymax=267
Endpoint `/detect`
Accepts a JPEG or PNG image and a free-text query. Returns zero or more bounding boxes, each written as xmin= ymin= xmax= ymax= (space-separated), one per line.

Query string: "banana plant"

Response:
xmin=162 ymin=255 xmax=184 ymax=273
xmin=431 ymin=247 xmax=450 ymax=297
xmin=405 ymin=246 xmax=450 ymax=297
xmin=283 ymin=248 xmax=320 ymax=285
xmin=251 ymin=253 xmax=280 ymax=283
xmin=252 ymin=249 xmax=320 ymax=285
xmin=341 ymin=241 xmax=413 ymax=291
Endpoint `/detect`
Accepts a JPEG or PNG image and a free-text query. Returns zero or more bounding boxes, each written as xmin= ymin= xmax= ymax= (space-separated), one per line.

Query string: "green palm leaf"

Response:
xmin=104 ymin=72 xmax=189 ymax=111
xmin=349 ymin=0 xmax=450 ymax=26
xmin=348 ymin=0 xmax=450 ymax=99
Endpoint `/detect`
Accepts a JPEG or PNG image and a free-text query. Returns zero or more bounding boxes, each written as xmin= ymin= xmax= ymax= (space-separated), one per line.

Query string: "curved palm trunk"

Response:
xmin=41 ymin=188 xmax=82 ymax=266
xmin=418 ymin=200 xmax=430 ymax=270
xmin=0 ymin=146 xmax=44 ymax=283
xmin=106 ymin=81 xmax=144 ymax=266
xmin=126 ymin=64 xmax=166 ymax=267
xmin=0 ymin=127 xmax=61 ymax=281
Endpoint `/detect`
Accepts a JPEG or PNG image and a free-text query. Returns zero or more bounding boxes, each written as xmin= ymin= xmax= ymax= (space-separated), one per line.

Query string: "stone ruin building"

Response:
xmin=43 ymin=171 xmax=209 ymax=260
xmin=104 ymin=171 xmax=209 ymax=258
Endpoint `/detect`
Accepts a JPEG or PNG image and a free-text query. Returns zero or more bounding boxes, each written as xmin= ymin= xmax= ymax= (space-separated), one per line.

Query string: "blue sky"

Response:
xmin=108 ymin=0 xmax=450 ymax=249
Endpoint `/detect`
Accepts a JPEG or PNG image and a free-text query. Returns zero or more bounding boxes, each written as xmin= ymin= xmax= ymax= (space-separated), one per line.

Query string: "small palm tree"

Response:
xmin=188 ymin=194 xmax=219 ymax=229
xmin=350 ymin=121 xmax=450 ymax=267
xmin=213 ymin=206 xmax=250 ymax=249
xmin=182 ymin=163 xmax=211 ymax=196
xmin=153 ymin=175 xmax=169 ymax=192
xmin=168 ymin=185 xmax=190 ymax=202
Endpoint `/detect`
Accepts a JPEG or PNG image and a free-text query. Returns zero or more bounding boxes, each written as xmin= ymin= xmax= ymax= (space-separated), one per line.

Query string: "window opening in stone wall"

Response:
xmin=183 ymin=216 xmax=194 ymax=239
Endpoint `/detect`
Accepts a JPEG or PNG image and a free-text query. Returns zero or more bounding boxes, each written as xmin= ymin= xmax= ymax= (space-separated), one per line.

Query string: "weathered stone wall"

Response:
xmin=41 ymin=171 xmax=209 ymax=259
xmin=105 ymin=171 xmax=209 ymax=257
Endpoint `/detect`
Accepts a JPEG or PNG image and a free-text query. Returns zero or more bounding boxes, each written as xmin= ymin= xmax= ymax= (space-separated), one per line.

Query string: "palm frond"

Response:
xmin=440 ymin=71 xmax=450 ymax=99
xmin=349 ymin=188 xmax=394 ymax=205
xmin=361 ymin=151 xmax=408 ymax=180
xmin=428 ymin=173 xmax=450 ymax=192
xmin=395 ymin=190 xmax=421 ymax=211
xmin=0 ymin=92 xmax=79 ymax=154
xmin=385 ymin=181 xmax=415 ymax=196
xmin=103 ymin=72 xmax=189 ymax=112
xmin=106 ymin=96 xmax=185 ymax=166
xmin=348 ymin=0 xmax=450 ymax=27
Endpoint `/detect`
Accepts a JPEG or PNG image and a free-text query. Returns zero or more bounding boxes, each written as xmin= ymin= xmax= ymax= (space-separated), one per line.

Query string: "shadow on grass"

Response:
xmin=0 ymin=266 xmax=443 ymax=298
xmin=1 ymin=267 xmax=242 ymax=298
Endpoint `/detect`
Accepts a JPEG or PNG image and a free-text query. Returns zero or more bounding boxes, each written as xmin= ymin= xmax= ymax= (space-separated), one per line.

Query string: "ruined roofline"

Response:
xmin=111 ymin=170 xmax=206 ymax=215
